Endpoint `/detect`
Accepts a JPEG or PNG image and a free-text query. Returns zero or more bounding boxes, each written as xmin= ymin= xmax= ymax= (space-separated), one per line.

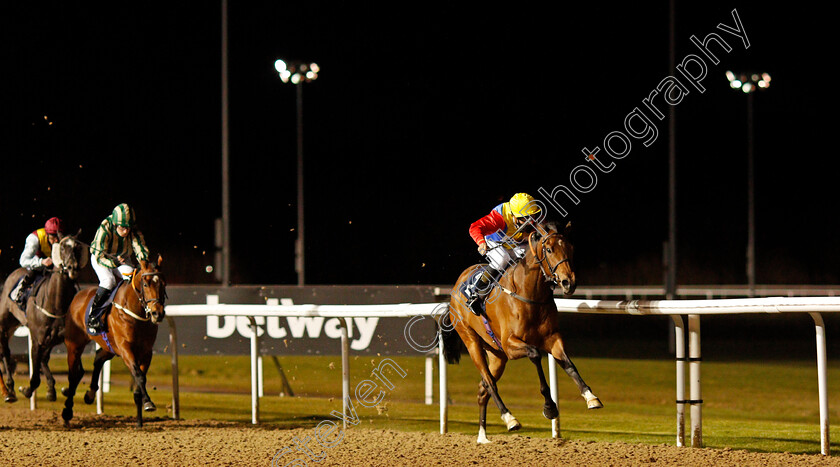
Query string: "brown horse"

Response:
xmin=0 ymin=234 xmax=87 ymax=403
xmin=61 ymin=254 xmax=165 ymax=428
xmin=443 ymin=221 xmax=602 ymax=444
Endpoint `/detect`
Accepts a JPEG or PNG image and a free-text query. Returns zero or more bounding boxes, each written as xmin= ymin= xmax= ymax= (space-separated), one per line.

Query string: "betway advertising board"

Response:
xmin=11 ymin=285 xmax=446 ymax=356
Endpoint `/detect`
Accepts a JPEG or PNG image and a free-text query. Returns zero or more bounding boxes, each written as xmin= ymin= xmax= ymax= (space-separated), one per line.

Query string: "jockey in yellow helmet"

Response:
xmin=463 ymin=193 xmax=542 ymax=315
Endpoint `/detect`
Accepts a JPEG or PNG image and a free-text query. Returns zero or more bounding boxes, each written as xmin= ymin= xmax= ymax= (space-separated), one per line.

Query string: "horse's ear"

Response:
xmin=157 ymin=254 xmax=163 ymax=268
xmin=564 ymin=221 xmax=572 ymax=236
xmin=75 ymin=228 xmax=82 ymax=237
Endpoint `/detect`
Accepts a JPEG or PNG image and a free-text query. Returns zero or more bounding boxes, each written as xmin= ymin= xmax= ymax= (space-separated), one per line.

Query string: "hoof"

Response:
xmin=143 ymin=401 xmax=157 ymax=412
xmin=476 ymin=426 xmax=492 ymax=444
xmin=61 ymin=407 xmax=73 ymax=423
xmin=19 ymin=386 xmax=32 ymax=399
xmin=83 ymin=392 xmax=96 ymax=405
xmin=4 ymin=394 xmax=17 ymax=403
xmin=61 ymin=387 xmax=71 ymax=397
xmin=501 ymin=412 xmax=521 ymax=431
xmin=583 ymin=390 xmax=603 ymax=409
xmin=543 ymin=402 xmax=559 ymax=420
xmin=46 ymin=389 xmax=57 ymax=402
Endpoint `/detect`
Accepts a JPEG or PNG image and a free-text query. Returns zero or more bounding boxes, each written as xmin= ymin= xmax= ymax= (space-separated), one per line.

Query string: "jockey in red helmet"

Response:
xmin=8 ymin=217 xmax=65 ymax=315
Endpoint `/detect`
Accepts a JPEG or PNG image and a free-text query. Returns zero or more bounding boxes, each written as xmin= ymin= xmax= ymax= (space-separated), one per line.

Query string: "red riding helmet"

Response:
xmin=45 ymin=217 xmax=64 ymax=236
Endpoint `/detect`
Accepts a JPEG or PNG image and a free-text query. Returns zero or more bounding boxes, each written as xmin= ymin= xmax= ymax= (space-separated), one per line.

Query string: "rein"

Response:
xmin=497 ymin=284 xmax=554 ymax=305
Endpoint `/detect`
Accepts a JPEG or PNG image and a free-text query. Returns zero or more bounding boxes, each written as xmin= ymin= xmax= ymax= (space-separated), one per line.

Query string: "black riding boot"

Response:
xmin=86 ymin=287 xmax=111 ymax=335
xmin=464 ymin=269 xmax=494 ymax=316
xmin=11 ymin=269 xmax=38 ymax=307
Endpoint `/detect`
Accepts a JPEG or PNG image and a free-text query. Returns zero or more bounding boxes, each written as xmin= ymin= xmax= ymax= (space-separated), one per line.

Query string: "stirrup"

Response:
xmin=465 ymin=294 xmax=483 ymax=316
xmin=87 ymin=317 xmax=104 ymax=335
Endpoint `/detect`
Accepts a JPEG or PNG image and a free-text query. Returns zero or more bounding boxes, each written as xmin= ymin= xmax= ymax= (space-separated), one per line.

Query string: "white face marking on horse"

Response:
xmin=152 ymin=276 xmax=159 ymax=283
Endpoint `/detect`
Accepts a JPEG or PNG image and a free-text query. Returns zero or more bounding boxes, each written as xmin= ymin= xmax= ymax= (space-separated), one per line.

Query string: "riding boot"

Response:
xmin=464 ymin=269 xmax=494 ymax=316
xmin=87 ymin=287 xmax=111 ymax=335
xmin=10 ymin=269 xmax=38 ymax=308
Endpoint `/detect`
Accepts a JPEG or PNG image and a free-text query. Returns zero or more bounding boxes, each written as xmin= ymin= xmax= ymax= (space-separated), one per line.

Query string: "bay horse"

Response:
xmin=443 ymin=221 xmax=602 ymax=444
xmin=61 ymin=254 xmax=165 ymax=428
xmin=0 ymin=234 xmax=87 ymax=403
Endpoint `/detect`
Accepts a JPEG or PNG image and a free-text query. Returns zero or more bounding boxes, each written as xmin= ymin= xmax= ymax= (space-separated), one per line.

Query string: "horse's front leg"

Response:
xmin=84 ymin=347 xmax=115 ymax=405
xmin=41 ymin=351 xmax=57 ymax=401
xmin=463 ymin=334 xmax=518 ymax=433
xmin=62 ymin=342 xmax=86 ymax=427
xmin=20 ymin=338 xmax=45 ymax=399
xmin=124 ymin=354 xmax=155 ymax=428
xmin=506 ymin=335 xmax=559 ymax=420
xmin=547 ymin=334 xmax=602 ymax=409
xmin=476 ymin=350 xmax=508 ymax=443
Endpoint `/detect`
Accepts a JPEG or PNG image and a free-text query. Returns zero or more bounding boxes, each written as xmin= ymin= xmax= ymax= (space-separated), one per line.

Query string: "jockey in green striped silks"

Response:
xmin=86 ymin=203 xmax=150 ymax=334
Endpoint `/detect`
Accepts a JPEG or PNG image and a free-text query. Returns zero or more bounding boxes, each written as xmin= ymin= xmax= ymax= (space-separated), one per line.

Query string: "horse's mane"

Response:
xmin=539 ymin=221 xmax=566 ymax=237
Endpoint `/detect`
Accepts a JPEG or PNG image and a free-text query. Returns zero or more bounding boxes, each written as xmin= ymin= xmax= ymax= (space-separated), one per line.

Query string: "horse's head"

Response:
xmin=51 ymin=233 xmax=89 ymax=281
xmin=134 ymin=254 xmax=166 ymax=324
xmin=529 ymin=221 xmax=576 ymax=295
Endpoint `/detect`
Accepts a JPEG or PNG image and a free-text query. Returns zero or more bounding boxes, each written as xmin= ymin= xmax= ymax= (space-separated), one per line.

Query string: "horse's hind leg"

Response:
xmin=0 ymin=332 xmax=17 ymax=402
xmin=477 ymin=350 xmax=508 ymax=444
xmin=84 ymin=347 xmax=115 ymax=405
xmin=0 ymin=358 xmax=7 ymax=399
xmin=547 ymin=335 xmax=602 ymax=409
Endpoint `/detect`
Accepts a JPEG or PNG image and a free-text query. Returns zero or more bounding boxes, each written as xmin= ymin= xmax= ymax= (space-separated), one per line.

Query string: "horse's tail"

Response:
xmin=440 ymin=307 xmax=462 ymax=365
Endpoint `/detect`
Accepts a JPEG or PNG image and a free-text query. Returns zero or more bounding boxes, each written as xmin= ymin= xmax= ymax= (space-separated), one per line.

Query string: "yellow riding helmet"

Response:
xmin=509 ymin=193 xmax=541 ymax=218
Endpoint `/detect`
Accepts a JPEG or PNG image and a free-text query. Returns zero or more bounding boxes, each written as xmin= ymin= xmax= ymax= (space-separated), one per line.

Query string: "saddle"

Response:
xmin=458 ymin=267 xmax=505 ymax=349
xmin=10 ymin=273 xmax=48 ymax=312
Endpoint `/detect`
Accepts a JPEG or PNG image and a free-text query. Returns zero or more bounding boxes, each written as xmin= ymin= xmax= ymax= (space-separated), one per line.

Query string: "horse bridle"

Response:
xmin=528 ymin=232 xmax=570 ymax=287
xmin=125 ymin=269 xmax=166 ymax=320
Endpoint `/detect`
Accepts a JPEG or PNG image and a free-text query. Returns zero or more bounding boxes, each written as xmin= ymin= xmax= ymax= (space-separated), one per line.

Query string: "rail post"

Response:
xmin=672 ymin=315 xmax=685 ymax=447
xmin=810 ymin=312 xmax=830 ymax=455
xmin=167 ymin=315 xmax=180 ymax=420
xmin=548 ymin=353 xmax=560 ymax=438
xmin=248 ymin=316 xmax=259 ymax=424
xmin=439 ymin=329 xmax=448 ymax=434
xmin=688 ymin=314 xmax=702 ymax=447
xmin=339 ymin=318 xmax=351 ymax=430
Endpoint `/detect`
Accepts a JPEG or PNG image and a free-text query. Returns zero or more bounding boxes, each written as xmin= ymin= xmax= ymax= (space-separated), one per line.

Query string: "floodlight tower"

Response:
xmin=275 ymin=59 xmax=320 ymax=286
xmin=726 ymin=71 xmax=771 ymax=297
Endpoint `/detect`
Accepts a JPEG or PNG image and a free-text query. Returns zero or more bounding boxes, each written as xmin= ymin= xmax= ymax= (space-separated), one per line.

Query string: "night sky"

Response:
xmin=2 ymin=2 xmax=837 ymax=287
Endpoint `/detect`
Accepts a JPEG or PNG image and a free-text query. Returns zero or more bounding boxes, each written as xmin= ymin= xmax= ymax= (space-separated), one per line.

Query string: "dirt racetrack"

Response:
xmin=1 ymin=407 xmax=838 ymax=466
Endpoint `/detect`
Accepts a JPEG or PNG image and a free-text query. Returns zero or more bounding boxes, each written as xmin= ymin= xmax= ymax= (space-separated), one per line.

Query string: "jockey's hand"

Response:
xmin=117 ymin=255 xmax=126 ymax=265
xmin=477 ymin=243 xmax=487 ymax=256
xmin=41 ymin=257 xmax=53 ymax=267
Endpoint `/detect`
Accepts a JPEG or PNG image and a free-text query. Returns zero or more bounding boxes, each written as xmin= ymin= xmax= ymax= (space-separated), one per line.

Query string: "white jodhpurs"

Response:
xmin=91 ymin=255 xmax=134 ymax=290
xmin=484 ymin=239 xmax=526 ymax=273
